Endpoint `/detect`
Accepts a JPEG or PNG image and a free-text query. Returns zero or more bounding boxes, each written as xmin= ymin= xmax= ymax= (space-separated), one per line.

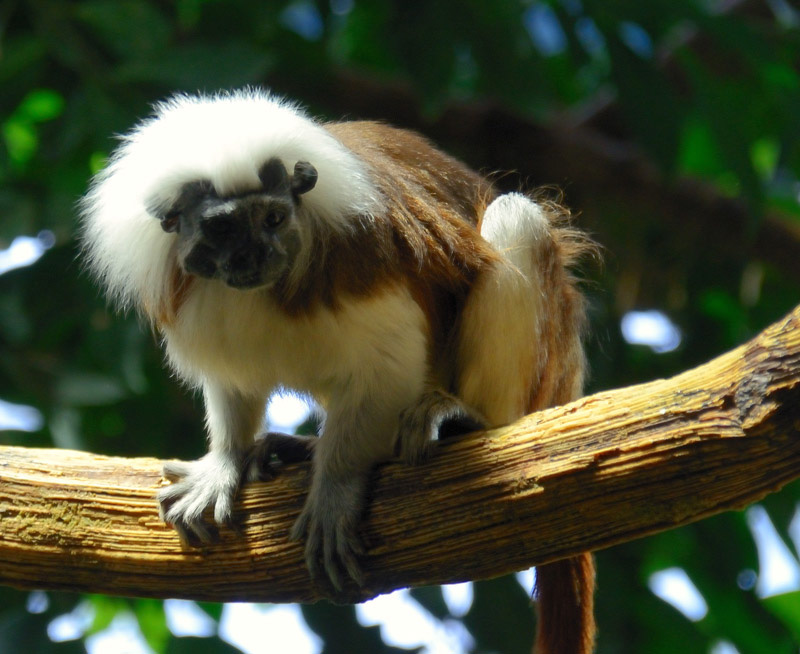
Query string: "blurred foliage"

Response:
xmin=1 ymin=0 xmax=800 ymax=652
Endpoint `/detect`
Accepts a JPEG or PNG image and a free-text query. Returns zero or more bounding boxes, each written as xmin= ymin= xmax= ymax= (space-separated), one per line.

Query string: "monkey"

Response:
xmin=80 ymin=89 xmax=595 ymax=654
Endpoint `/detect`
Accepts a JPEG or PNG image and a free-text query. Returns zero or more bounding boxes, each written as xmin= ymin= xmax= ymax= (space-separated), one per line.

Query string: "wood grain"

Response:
xmin=1 ymin=305 xmax=799 ymax=603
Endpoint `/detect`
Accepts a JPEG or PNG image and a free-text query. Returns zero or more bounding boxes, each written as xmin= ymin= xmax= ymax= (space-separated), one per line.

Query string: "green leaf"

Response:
xmin=750 ymin=138 xmax=779 ymax=181
xmin=133 ymin=599 xmax=170 ymax=653
xmin=763 ymin=591 xmax=800 ymax=643
xmin=2 ymin=119 xmax=38 ymax=167
xmin=16 ymin=89 xmax=66 ymax=123
xmin=195 ymin=602 xmax=224 ymax=623
xmin=679 ymin=116 xmax=724 ymax=179
xmin=86 ymin=595 xmax=124 ymax=635
xmin=89 ymin=152 xmax=108 ymax=175
xmin=409 ymin=586 xmax=450 ymax=621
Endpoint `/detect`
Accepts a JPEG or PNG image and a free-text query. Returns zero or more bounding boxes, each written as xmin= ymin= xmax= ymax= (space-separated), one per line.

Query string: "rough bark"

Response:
xmin=1 ymin=305 xmax=799 ymax=604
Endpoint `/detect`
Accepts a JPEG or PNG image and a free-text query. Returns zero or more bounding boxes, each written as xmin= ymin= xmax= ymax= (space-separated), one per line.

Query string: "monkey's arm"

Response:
xmin=289 ymin=358 xmax=435 ymax=591
xmin=158 ymin=383 xmax=266 ymax=543
xmin=287 ymin=397 xmax=393 ymax=591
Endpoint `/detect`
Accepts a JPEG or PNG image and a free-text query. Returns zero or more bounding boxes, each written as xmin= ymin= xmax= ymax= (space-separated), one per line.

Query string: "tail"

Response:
xmin=475 ymin=193 xmax=597 ymax=654
xmin=534 ymin=554 xmax=596 ymax=654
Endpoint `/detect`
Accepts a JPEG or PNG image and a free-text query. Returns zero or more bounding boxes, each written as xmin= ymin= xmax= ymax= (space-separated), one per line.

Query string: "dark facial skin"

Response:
xmin=151 ymin=158 xmax=317 ymax=290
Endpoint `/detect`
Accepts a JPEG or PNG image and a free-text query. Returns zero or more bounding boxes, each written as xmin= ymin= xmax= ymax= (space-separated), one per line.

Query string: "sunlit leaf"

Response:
xmin=750 ymin=139 xmax=779 ymax=181
xmin=679 ymin=116 xmax=723 ymax=179
xmin=132 ymin=599 xmax=170 ymax=653
xmin=2 ymin=120 xmax=38 ymax=167
xmin=86 ymin=595 xmax=124 ymax=635
xmin=16 ymin=89 xmax=66 ymax=123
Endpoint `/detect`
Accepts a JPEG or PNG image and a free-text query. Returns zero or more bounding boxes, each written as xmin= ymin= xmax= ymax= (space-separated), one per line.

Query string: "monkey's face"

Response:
xmin=151 ymin=158 xmax=317 ymax=290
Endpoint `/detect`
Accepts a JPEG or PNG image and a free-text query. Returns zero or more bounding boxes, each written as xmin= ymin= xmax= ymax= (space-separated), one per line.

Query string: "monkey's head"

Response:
xmin=149 ymin=158 xmax=317 ymax=290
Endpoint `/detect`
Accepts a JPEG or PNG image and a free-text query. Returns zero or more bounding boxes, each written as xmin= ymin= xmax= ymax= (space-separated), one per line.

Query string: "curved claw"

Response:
xmin=333 ymin=522 xmax=366 ymax=587
xmin=290 ymin=473 xmax=369 ymax=592
xmin=171 ymin=517 xmax=217 ymax=546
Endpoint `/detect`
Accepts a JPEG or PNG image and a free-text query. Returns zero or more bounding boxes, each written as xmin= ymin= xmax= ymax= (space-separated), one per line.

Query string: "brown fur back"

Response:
xmin=286 ymin=121 xmax=502 ymax=364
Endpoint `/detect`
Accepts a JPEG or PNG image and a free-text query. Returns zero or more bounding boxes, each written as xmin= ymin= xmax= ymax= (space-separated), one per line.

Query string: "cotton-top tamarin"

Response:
xmin=80 ymin=89 xmax=596 ymax=654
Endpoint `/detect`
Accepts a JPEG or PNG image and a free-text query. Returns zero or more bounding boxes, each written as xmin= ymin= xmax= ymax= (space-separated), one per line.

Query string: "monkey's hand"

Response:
xmin=289 ymin=472 xmax=368 ymax=593
xmin=243 ymin=431 xmax=317 ymax=481
xmin=158 ymin=451 xmax=243 ymax=544
xmin=397 ymin=389 xmax=485 ymax=464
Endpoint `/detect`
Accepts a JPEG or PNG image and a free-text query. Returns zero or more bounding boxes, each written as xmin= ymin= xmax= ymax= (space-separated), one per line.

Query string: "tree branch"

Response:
xmin=1 ymin=305 xmax=799 ymax=604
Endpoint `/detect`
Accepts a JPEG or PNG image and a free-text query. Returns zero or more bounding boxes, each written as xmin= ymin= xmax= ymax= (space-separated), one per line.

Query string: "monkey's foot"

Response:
xmin=397 ymin=389 xmax=485 ymax=464
xmin=289 ymin=474 xmax=368 ymax=592
xmin=244 ymin=431 xmax=317 ymax=482
xmin=158 ymin=451 xmax=243 ymax=544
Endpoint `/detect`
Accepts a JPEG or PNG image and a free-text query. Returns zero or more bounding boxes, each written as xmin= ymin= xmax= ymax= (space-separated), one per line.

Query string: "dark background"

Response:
xmin=1 ymin=1 xmax=799 ymax=652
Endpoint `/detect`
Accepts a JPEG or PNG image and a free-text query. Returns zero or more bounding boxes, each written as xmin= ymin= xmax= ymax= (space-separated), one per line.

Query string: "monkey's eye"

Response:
xmin=264 ymin=210 xmax=286 ymax=229
xmin=160 ymin=210 xmax=181 ymax=233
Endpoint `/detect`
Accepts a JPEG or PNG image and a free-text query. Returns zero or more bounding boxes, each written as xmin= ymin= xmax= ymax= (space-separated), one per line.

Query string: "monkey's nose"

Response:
xmin=228 ymin=251 xmax=250 ymax=272
xmin=226 ymin=246 xmax=262 ymax=273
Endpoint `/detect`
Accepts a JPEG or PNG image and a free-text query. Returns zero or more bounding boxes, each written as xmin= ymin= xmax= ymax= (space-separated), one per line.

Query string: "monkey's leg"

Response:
xmin=243 ymin=431 xmax=317 ymax=481
xmin=396 ymin=389 xmax=485 ymax=464
xmin=158 ymin=383 xmax=265 ymax=544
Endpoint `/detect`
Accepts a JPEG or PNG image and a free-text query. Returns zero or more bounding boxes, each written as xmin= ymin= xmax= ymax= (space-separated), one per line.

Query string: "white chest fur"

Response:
xmin=162 ymin=281 xmax=430 ymax=404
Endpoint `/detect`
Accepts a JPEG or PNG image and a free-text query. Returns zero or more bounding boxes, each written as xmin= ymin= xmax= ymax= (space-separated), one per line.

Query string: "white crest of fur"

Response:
xmin=80 ymin=88 xmax=381 ymax=313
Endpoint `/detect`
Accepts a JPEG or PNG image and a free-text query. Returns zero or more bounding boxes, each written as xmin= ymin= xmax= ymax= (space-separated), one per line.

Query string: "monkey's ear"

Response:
xmin=292 ymin=161 xmax=318 ymax=196
xmin=258 ymin=158 xmax=291 ymax=194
